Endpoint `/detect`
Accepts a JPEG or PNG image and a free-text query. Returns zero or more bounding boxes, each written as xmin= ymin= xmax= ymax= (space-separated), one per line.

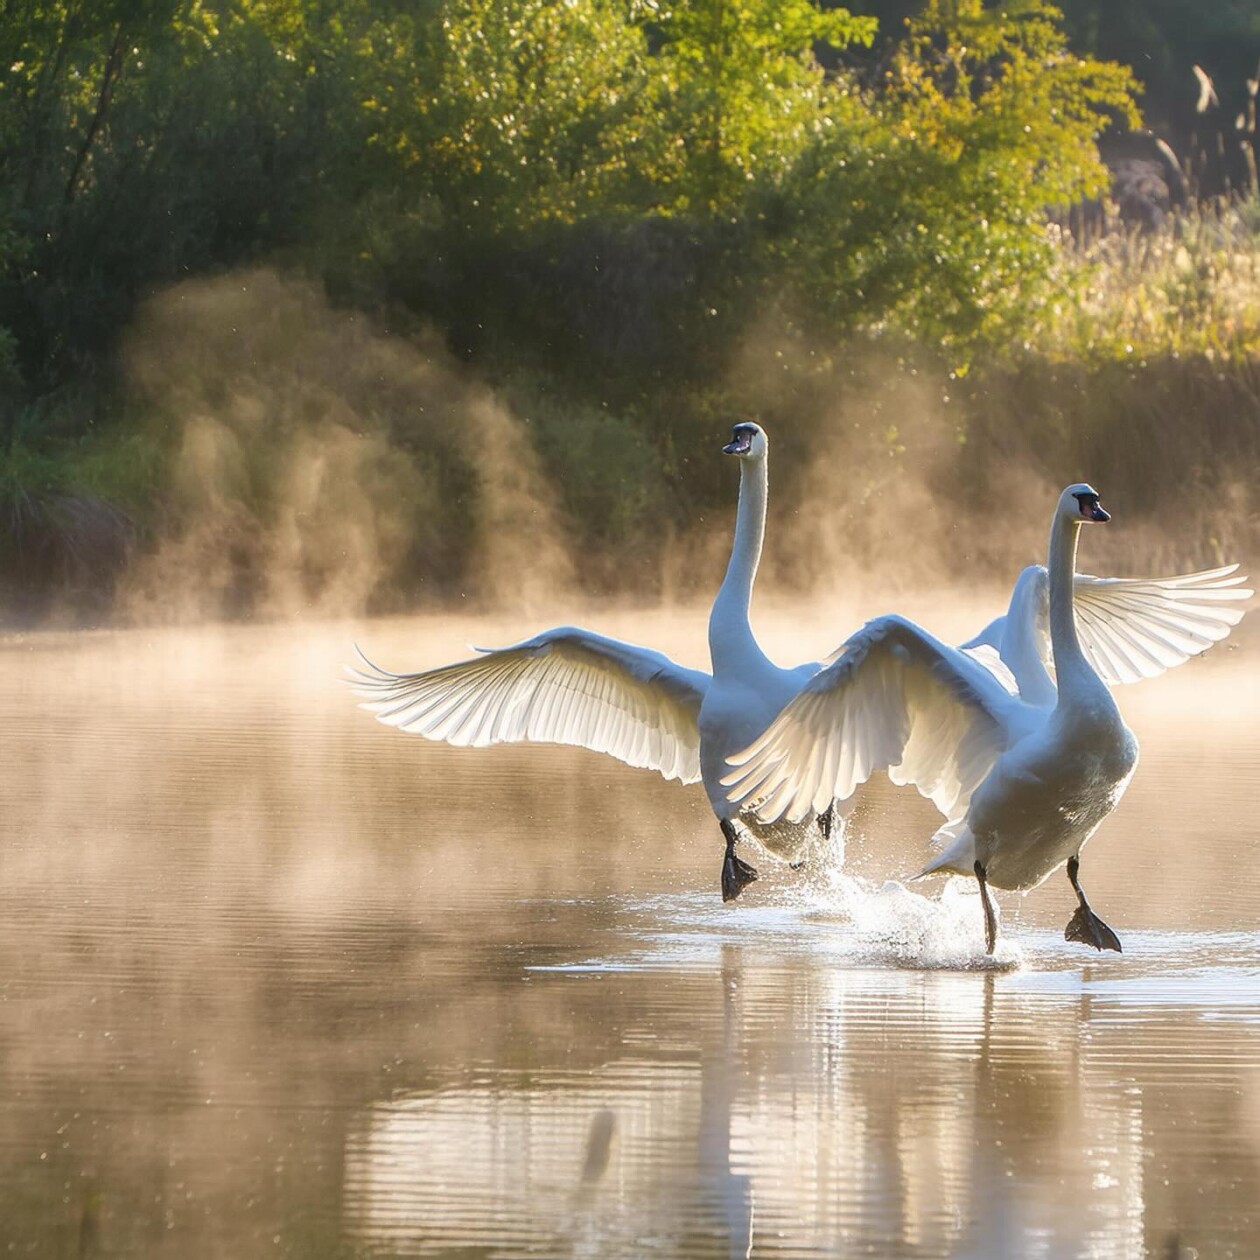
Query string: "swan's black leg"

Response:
xmin=974 ymin=860 xmax=998 ymax=955
xmin=720 ymin=819 xmax=758 ymax=903
xmin=1064 ymin=855 xmax=1122 ymax=952
xmin=789 ymin=801 xmax=837 ymax=870
xmin=819 ymin=802 xmax=836 ymax=841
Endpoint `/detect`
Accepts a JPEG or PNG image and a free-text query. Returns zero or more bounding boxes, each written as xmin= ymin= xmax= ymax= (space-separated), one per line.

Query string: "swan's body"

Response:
xmin=724 ymin=486 xmax=1250 ymax=952
xmin=931 ymin=494 xmax=1140 ymax=895
xmin=946 ymin=688 xmax=1137 ymax=892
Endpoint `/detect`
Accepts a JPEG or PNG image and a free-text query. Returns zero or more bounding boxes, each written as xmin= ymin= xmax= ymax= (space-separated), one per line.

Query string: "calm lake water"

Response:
xmin=0 ymin=602 xmax=1257 ymax=1258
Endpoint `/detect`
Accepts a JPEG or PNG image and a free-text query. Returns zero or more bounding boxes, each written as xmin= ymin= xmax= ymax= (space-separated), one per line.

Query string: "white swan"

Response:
xmin=723 ymin=485 xmax=1250 ymax=953
xmin=351 ymin=422 xmax=829 ymax=902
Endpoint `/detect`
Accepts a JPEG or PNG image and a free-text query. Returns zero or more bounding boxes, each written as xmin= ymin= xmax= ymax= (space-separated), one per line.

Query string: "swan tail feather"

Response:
xmin=918 ymin=822 xmax=975 ymax=879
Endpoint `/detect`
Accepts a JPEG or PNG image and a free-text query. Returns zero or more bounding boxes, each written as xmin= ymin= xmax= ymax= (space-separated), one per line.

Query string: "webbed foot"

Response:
xmin=1064 ymin=854 xmax=1121 ymax=952
xmin=722 ymin=850 xmax=759 ymax=902
xmin=719 ymin=819 xmax=759 ymax=902
xmin=1065 ymin=904 xmax=1122 ymax=953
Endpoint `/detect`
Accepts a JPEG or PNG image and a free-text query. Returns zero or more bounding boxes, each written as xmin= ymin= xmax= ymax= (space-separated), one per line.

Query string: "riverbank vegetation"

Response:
xmin=1 ymin=1 xmax=1258 ymax=622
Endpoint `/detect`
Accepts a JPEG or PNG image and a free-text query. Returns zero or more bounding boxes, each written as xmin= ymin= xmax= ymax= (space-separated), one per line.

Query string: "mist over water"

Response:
xmin=117 ymin=270 xmax=574 ymax=624
xmin=94 ymin=265 xmax=1253 ymax=634
xmin=765 ymin=373 xmax=1057 ymax=596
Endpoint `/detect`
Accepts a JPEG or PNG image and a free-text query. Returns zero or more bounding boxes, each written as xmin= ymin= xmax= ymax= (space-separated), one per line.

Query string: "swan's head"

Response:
xmin=722 ymin=422 xmax=767 ymax=460
xmin=1059 ymin=483 xmax=1111 ymax=524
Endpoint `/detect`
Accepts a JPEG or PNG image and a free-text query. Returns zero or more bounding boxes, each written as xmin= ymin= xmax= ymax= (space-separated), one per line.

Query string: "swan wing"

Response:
xmin=349 ymin=627 xmax=710 ymax=784
xmin=1071 ymin=564 xmax=1252 ymax=684
xmin=723 ymin=616 xmax=1014 ymax=825
xmin=961 ymin=563 xmax=1252 ymax=687
xmin=960 ymin=642 xmax=1021 ymax=694
xmin=961 ymin=614 xmax=1006 ymax=653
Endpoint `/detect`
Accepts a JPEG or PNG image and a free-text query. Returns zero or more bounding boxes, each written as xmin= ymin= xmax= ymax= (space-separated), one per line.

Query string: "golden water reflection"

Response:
xmin=342 ymin=944 xmax=1258 ymax=1259
xmin=0 ymin=610 xmax=1255 ymax=1257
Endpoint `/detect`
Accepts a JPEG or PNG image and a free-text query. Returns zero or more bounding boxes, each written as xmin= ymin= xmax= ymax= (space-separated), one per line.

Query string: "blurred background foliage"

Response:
xmin=0 ymin=0 xmax=1257 ymax=620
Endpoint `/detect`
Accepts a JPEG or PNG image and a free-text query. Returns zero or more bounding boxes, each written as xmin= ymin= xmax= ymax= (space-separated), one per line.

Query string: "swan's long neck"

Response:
xmin=709 ymin=454 xmax=769 ymax=671
xmin=1047 ymin=512 xmax=1103 ymax=702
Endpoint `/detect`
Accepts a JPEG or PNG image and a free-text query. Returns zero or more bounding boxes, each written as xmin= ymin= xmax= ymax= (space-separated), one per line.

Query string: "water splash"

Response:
xmin=796 ymin=873 xmax=1023 ymax=971
xmin=540 ymin=865 xmax=1023 ymax=975
xmin=772 ymin=822 xmax=1023 ymax=970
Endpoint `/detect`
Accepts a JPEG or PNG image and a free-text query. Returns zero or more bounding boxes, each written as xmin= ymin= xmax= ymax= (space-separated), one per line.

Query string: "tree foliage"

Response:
xmin=9 ymin=1 xmax=1259 ymax=618
xmin=378 ymin=0 xmax=653 ymax=227
xmin=0 ymin=2 xmax=367 ymax=407
xmin=647 ymin=0 xmax=876 ymax=209
xmin=766 ymin=0 xmax=1139 ymax=350
xmin=0 ymin=1 xmax=1142 ymax=466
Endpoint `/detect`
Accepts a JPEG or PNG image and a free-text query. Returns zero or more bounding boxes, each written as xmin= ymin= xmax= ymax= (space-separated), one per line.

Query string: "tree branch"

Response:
xmin=63 ymin=22 xmax=127 ymax=206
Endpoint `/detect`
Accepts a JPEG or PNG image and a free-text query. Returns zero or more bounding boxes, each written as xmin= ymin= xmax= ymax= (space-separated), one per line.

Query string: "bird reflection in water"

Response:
xmin=339 ymin=950 xmax=759 ymax=1258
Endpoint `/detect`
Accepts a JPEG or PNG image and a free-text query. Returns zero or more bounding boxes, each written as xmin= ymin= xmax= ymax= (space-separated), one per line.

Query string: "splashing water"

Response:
xmin=781 ymin=821 xmax=1023 ymax=971
xmin=548 ymin=823 xmax=1024 ymax=976
xmin=794 ymin=869 xmax=1023 ymax=971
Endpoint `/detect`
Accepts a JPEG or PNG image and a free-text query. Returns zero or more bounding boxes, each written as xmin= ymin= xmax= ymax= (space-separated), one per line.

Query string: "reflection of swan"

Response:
xmin=725 ymin=485 xmax=1248 ymax=954
xmin=339 ymin=929 xmax=1182 ymax=1256
xmin=699 ymin=946 xmax=754 ymax=1260
xmin=354 ymin=419 xmax=1248 ymax=904
xmin=951 ymin=975 xmax=1146 ymax=1259
xmin=340 ymin=953 xmax=757 ymax=1260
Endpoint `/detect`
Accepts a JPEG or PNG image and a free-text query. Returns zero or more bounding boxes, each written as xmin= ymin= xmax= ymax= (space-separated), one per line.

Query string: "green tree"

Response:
xmin=0 ymin=1 xmax=387 ymax=407
xmin=360 ymin=0 xmax=876 ymax=227
xmin=362 ymin=0 xmax=651 ymax=229
xmin=646 ymin=0 xmax=876 ymax=209
xmin=767 ymin=0 xmax=1139 ymax=353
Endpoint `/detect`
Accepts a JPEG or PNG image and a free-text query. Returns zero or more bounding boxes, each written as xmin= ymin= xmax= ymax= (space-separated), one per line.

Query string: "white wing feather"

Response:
xmin=961 ymin=564 xmax=1251 ymax=687
xmin=1072 ymin=565 xmax=1251 ymax=684
xmin=349 ymin=627 xmax=710 ymax=784
xmin=723 ymin=616 xmax=1014 ymax=825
